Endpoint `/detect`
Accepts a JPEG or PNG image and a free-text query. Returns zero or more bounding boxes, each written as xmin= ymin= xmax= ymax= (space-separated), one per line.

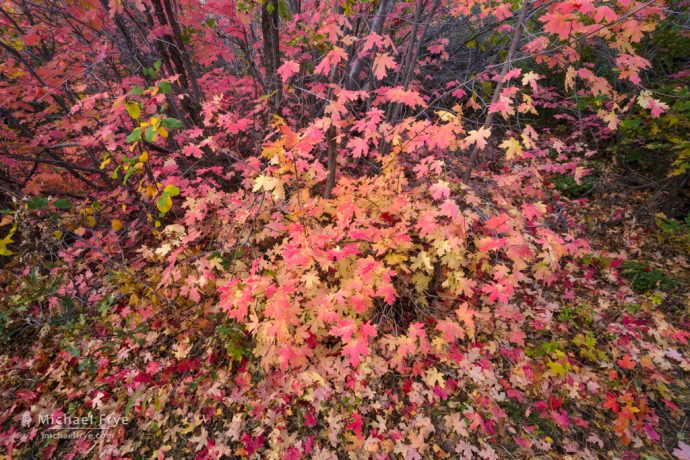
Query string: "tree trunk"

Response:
xmin=261 ymin=0 xmax=282 ymax=113
xmin=463 ymin=0 xmax=530 ymax=182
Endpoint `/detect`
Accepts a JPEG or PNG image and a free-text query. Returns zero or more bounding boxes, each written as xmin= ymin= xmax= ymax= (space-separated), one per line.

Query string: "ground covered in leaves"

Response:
xmin=1 ymin=149 xmax=688 ymax=459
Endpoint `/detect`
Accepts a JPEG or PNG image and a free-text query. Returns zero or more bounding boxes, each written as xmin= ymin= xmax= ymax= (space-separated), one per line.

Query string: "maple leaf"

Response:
xmin=109 ymin=0 xmax=124 ymax=17
xmin=595 ymin=5 xmax=618 ymax=22
xmin=523 ymin=36 xmax=549 ymax=53
xmin=551 ymin=409 xmax=570 ymax=429
xmin=499 ymin=138 xmax=523 ymax=160
xmin=439 ymin=199 xmax=460 ymax=218
xmin=186 ymin=127 xmax=204 ymax=138
xmin=225 ymin=117 xmax=252 ymax=134
xmin=565 ymin=66 xmax=577 ymax=91
xmin=673 ymin=442 xmax=690 ymax=460
xmin=521 ymin=71 xmax=541 ymax=91
xmin=618 ymin=355 xmax=636 ymax=370
xmin=429 ymin=180 xmax=451 ymax=200
xmin=436 ymin=319 xmax=464 ymax=342
xmin=252 ymin=175 xmax=285 ymax=200
xmin=488 ymin=97 xmax=514 ymax=119
xmin=277 ymin=60 xmax=300 ymax=82
xmin=574 ymin=166 xmax=590 ymax=185
xmin=541 ymin=12 xmax=573 ymax=40
xmin=521 ymin=125 xmax=538 ymax=149
xmin=372 ymin=52 xmax=396 ymax=80
xmin=347 ymin=136 xmax=369 ymax=158
xmin=509 ymin=326 xmax=526 ymax=346
xmin=145 ymin=361 xmax=161 ymax=375
xmin=464 ymin=127 xmax=491 ymax=149
xmin=331 ymin=320 xmax=378 ymax=367
xmin=172 ymin=337 xmax=192 ymax=359
xmin=482 ymin=281 xmax=513 ymax=304
xmin=424 ymin=367 xmax=445 ymax=388
xmin=648 ymin=98 xmax=669 ymax=118
xmin=315 ymin=46 xmax=347 ymax=75
xmin=638 ymin=91 xmax=669 ymax=118
xmin=182 ymin=143 xmax=204 ymax=158
xmin=346 ymin=413 xmax=363 ymax=436
xmin=382 ymin=86 xmax=427 ymax=108
xmin=485 ymin=213 xmax=511 ymax=233
xmin=454 ymin=303 xmax=477 ymax=339
xmin=501 ymin=68 xmax=522 ymax=82
xmin=330 ymin=319 xmax=357 ymax=342
xmin=444 ymin=413 xmax=469 ymax=437
xmin=464 ymin=410 xmax=484 ymax=431
xmin=361 ymin=32 xmax=385 ymax=53
xmin=522 ymin=202 xmax=546 ymax=220
xmin=597 ymin=109 xmax=618 ymax=131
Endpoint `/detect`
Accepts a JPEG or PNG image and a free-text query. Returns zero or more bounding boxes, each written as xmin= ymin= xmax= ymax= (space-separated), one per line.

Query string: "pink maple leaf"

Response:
xmin=436 ymin=319 xmax=464 ymax=342
xmin=429 ymin=180 xmax=451 ymax=200
xmin=673 ymin=442 xmax=690 ymax=460
xmin=455 ymin=303 xmax=477 ymax=339
xmin=372 ymin=52 xmax=396 ymax=80
xmin=277 ymin=60 xmax=300 ymax=82
xmin=347 ymin=136 xmax=369 ymax=158
xmin=551 ymin=409 xmax=570 ymax=429
xmin=182 ymin=144 xmax=203 ymax=158
xmin=315 ymin=46 xmax=347 ymax=75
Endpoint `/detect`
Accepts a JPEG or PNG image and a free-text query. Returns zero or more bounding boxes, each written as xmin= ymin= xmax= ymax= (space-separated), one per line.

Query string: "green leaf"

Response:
xmin=142 ymin=66 xmax=155 ymax=79
xmin=79 ymin=357 xmax=95 ymax=373
xmin=125 ymin=393 xmax=137 ymax=418
xmin=28 ymin=196 xmax=48 ymax=210
xmin=66 ymin=345 xmax=80 ymax=357
xmin=158 ymin=81 xmax=172 ymax=94
xmin=144 ymin=125 xmax=157 ymax=142
xmin=621 ymin=118 xmax=642 ymax=129
xmin=217 ymin=325 xmax=233 ymax=336
xmin=123 ymin=167 xmax=136 ymax=184
xmin=161 ymin=117 xmax=184 ymax=129
xmin=163 ymin=184 xmax=180 ymax=196
xmin=126 ymin=128 xmax=142 ymax=143
xmin=156 ymin=192 xmax=172 ymax=214
xmin=53 ymin=198 xmax=71 ymax=210
xmin=129 ymin=86 xmax=144 ymax=95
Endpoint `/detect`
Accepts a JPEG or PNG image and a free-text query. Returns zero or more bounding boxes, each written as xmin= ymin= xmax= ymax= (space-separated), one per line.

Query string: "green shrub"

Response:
xmin=621 ymin=260 xmax=680 ymax=292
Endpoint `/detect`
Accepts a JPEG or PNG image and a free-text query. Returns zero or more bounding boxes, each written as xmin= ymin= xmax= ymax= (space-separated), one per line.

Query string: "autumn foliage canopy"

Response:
xmin=0 ymin=0 xmax=688 ymax=458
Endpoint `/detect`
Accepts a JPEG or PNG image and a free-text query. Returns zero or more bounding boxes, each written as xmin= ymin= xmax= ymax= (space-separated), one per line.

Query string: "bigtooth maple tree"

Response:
xmin=0 ymin=0 xmax=688 ymax=459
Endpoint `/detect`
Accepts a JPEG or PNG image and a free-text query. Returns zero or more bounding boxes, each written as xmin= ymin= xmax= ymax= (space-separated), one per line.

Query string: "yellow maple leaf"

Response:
xmin=126 ymin=101 xmax=141 ymax=119
xmin=499 ymin=138 xmax=523 ymax=160
xmin=424 ymin=367 xmax=446 ymax=388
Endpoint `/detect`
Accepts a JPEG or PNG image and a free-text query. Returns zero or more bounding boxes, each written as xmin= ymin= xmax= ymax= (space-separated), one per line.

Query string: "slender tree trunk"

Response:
xmin=663 ymin=171 xmax=690 ymax=215
xmin=346 ymin=0 xmax=392 ymax=90
xmin=323 ymin=0 xmax=392 ymax=199
xmin=463 ymin=0 xmax=529 ymax=182
xmin=386 ymin=0 xmax=440 ymax=124
xmin=323 ymin=126 xmax=338 ymax=199
xmin=150 ymin=0 xmax=203 ymax=125
xmin=261 ymin=0 xmax=282 ymax=112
